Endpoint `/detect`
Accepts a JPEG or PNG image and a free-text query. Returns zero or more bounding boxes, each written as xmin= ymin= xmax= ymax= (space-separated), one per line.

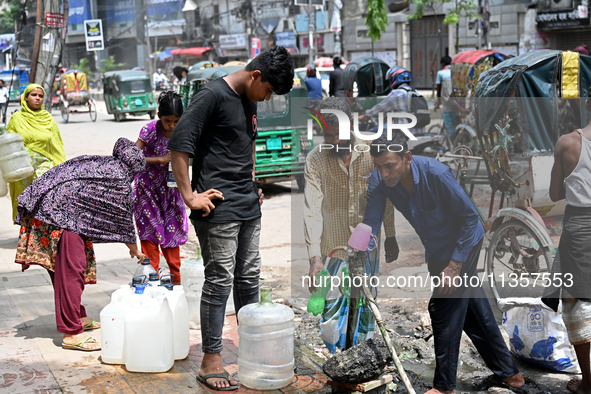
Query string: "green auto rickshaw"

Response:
xmin=102 ymin=70 xmax=157 ymax=121
xmin=180 ymin=66 xmax=313 ymax=191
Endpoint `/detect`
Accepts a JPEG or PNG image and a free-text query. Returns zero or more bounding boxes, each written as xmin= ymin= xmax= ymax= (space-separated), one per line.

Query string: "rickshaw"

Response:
xmin=102 ymin=70 xmax=157 ymax=122
xmin=455 ymin=50 xmax=590 ymax=308
xmin=343 ymin=56 xmax=391 ymax=102
xmin=57 ymin=70 xmax=97 ymax=123
xmin=179 ymin=65 xmax=314 ymax=190
xmin=433 ymin=50 xmax=508 ymax=151
xmin=0 ymin=69 xmax=29 ymax=101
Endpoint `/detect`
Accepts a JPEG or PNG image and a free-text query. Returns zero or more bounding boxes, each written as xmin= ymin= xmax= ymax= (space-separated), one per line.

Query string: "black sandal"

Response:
xmin=472 ymin=374 xmax=527 ymax=394
xmin=196 ymin=371 xmax=240 ymax=391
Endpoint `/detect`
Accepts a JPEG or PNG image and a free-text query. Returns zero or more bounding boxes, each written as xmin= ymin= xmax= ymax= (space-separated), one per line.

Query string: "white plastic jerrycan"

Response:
xmin=180 ymin=255 xmax=235 ymax=329
xmin=124 ymin=290 xmax=174 ymax=373
xmin=180 ymin=257 xmax=205 ymax=329
xmin=237 ymin=286 xmax=294 ymax=390
xmin=158 ymin=284 xmax=190 ymax=360
xmin=100 ymin=285 xmax=133 ymax=364
xmin=0 ymin=132 xmax=34 ymax=183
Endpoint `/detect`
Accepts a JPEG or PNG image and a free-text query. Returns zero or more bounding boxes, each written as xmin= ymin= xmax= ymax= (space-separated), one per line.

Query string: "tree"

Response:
xmin=408 ymin=0 xmax=479 ymax=54
xmin=100 ymin=55 xmax=125 ymax=73
xmin=366 ymin=0 xmax=389 ymax=56
xmin=71 ymin=58 xmax=93 ymax=78
xmin=0 ymin=0 xmax=27 ymax=34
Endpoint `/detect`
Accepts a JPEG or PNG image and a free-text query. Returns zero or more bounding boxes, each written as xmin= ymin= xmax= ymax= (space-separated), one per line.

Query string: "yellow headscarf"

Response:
xmin=7 ymin=84 xmax=66 ymax=165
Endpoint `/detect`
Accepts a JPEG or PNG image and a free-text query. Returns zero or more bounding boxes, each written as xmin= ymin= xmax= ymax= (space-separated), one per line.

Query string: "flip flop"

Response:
xmin=82 ymin=319 xmax=100 ymax=331
xmin=473 ymin=374 xmax=527 ymax=394
xmin=62 ymin=336 xmax=101 ymax=352
xmin=196 ymin=371 xmax=240 ymax=391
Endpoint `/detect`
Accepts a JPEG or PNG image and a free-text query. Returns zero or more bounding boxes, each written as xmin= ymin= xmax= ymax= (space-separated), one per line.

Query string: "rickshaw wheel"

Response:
xmin=149 ymin=111 xmax=156 ymax=120
xmin=89 ymin=100 xmax=97 ymax=122
xmin=486 ymin=219 xmax=553 ymax=304
xmin=114 ymin=112 xmax=122 ymax=122
xmin=60 ymin=103 xmax=69 ymax=123
xmin=453 ymin=129 xmax=477 ymax=153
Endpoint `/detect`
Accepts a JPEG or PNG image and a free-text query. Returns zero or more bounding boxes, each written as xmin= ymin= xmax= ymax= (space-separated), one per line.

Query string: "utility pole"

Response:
xmin=483 ymin=0 xmax=490 ymax=49
xmin=30 ymin=0 xmax=43 ymax=83
xmin=308 ymin=0 xmax=313 ymax=65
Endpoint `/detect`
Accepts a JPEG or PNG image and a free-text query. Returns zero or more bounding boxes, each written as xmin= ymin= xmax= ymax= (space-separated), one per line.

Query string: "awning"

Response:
xmin=171 ymin=47 xmax=212 ymax=56
xmin=156 ymin=48 xmax=175 ymax=61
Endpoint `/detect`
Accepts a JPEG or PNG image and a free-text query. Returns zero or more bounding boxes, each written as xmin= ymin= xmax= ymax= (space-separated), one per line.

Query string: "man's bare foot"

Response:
xmin=81 ymin=317 xmax=100 ymax=330
xmin=567 ymin=377 xmax=591 ymax=394
xmin=198 ymin=353 xmax=238 ymax=390
xmin=62 ymin=332 xmax=101 ymax=351
xmin=425 ymin=389 xmax=454 ymax=394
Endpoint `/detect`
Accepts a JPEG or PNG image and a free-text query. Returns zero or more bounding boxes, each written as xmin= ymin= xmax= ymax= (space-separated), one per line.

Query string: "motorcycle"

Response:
xmin=360 ymin=113 xmax=449 ymax=158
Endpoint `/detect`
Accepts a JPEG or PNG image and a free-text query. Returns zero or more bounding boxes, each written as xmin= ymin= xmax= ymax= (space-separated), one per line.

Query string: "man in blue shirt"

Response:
xmin=304 ymin=66 xmax=323 ymax=104
xmin=362 ymin=131 xmax=525 ymax=394
xmin=434 ymin=56 xmax=462 ymax=137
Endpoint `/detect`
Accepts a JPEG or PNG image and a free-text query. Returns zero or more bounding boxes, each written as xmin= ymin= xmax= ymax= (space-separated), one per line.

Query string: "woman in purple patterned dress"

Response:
xmin=14 ymin=138 xmax=147 ymax=351
xmin=134 ymin=92 xmax=188 ymax=284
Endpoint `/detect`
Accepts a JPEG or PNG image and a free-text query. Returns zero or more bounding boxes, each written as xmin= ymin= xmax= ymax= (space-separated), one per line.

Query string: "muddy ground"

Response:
xmin=179 ymin=179 xmax=574 ymax=394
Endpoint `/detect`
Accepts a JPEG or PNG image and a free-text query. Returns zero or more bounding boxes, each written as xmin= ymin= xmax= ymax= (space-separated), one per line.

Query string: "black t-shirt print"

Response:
xmin=168 ymin=78 xmax=260 ymax=223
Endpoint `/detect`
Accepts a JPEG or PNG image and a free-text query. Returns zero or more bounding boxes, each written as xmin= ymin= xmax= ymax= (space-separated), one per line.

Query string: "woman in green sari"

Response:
xmin=8 ymin=84 xmax=66 ymax=220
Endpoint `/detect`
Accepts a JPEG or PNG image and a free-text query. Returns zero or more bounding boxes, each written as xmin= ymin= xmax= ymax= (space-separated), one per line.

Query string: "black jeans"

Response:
xmin=428 ymin=242 xmax=519 ymax=391
xmin=192 ymin=218 xmax=261 ymax=353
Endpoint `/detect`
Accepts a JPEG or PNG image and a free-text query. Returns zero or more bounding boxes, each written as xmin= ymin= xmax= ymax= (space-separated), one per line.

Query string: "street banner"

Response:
xmin=84 ymin=19 xmax=104 ymax=51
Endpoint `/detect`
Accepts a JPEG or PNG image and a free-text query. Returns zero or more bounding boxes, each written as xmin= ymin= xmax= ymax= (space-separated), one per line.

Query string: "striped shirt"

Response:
xmin=304 ymin=137 xmax=396 ymax=260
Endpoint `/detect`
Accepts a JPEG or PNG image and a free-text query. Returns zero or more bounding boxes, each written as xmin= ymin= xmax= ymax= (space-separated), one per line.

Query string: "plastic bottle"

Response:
xmin=237 ymin=286 xmax=294 ymax=390
xmin=147 ymin=272 xmax=160 ymax=289
xmin=0 ymin=166 xmax=7 ymax=197
xmin=100 ymin=285 xmax=132 ymax=364
xmin=306 ymin=268 xmax=330 ymax=316
xmin=180 ymin=257 xmax=205 ymax=329
xmin=132 ymin=258 xmax=156 ymax=282
xmin=167 ymin=163 xmax=177 ymax=188
xmin=180 ymin=252 xmax=235 ymax=329
xmin=124 ymin=291 xmax=174 ymax=373
xmin=159 ymin=274 xmax=175 ymax=291
xmin=0 ymin=132 xmax=34 ymax=182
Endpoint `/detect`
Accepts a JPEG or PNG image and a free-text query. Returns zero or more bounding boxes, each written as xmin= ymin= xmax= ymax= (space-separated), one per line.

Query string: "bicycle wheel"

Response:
xmin=429 ymin=123 xmax=452 ymax=151
xmin=60 ymin=103 xmax=69 ymax=123
xmin=486 ymin=219 xmax=554 ymax=303
xmin=89 ymin=100 xmax=97 ymax=122
xmin=428 ymin=123 xmax=443 ymax=135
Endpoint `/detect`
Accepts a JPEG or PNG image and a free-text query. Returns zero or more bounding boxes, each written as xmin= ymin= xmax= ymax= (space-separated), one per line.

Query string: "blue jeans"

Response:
xmin=443 ymin=112 xmax=460 ymax=136
xmin=192 ymin=218 xmax=262 ymax=353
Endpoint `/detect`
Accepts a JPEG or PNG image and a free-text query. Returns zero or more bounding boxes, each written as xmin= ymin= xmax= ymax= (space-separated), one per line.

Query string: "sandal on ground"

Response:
xmin=62 ymin=336 xmax=101 ymax=352
xmin=196 ymin=371 xmax=240 ymax=391
xmin=82 ymin=319 xmax=100 ymax=331
xmin=473 ymin=374 xmax=527 ymax=394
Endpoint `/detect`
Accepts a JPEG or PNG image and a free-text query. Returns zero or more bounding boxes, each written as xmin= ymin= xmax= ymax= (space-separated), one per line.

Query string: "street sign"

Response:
xmin=251 ymin=37 xmax=261 ymax=58
xmin=294 ymin=0 xmax=324 ymax=6
xmin=45 ymin=13 xmax=64 ymax=28
xmin=84 ymin=19 xmax=104 ymax=51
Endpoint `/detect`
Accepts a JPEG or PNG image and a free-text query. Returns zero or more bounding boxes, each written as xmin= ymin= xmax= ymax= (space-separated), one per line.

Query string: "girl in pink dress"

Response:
xmin=133 ymin=91 xmax=188 ymax=284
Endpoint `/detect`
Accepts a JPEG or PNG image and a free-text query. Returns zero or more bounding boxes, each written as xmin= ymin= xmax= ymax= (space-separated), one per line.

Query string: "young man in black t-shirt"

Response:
xmin=168 ymin=46 xmax=294 ymax=391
